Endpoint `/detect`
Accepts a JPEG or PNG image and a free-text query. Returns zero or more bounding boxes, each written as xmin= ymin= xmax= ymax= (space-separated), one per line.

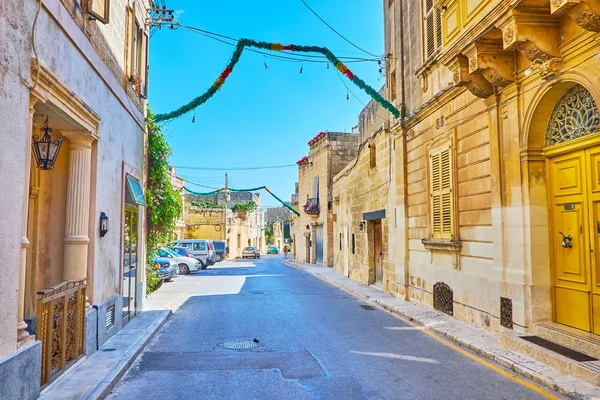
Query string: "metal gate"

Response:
xmin=36 ymin=279 xmax=86 ymax=386
xmin=315 ymin=226 xmax=323 ymax=265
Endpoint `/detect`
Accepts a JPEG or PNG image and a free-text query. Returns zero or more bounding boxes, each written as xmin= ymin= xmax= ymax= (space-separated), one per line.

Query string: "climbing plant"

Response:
xmin=145 ymin=106 xmax=182 ymax=293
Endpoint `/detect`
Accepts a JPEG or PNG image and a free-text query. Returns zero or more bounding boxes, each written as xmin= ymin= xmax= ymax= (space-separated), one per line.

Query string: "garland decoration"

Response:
xmin=155 ymin=39 xmax=400 ymax=122
xmin=182 ymin=184 xmax=300 ymax=216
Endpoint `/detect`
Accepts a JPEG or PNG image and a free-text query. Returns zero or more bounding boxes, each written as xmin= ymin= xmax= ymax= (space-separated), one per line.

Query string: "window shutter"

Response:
xmin=430 ymin=146 xmax=453 ymax=239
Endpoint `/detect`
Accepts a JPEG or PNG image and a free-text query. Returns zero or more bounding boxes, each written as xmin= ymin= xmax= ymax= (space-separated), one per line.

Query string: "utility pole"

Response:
xmin=223 ymin=173 xmax=229 ymax=244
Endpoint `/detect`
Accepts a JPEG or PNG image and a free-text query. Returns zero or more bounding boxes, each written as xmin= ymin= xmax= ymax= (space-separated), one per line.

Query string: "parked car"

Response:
xmin=159 ymin=247 xmax=203 ymax=274
xmin=212 ymin=240 xmax=227 ymax=262
xmin=266 ymin=245 xmax=279 ymax=254
xmin=242 ymin=246 xmax=260 ymax=259
xmin=152 ymin=257 xmax=178 ymax=281
xmin=171 ymin=239 xmax=214 ymax=267
xmin=205 ymin=241 xmax=217 ymax=265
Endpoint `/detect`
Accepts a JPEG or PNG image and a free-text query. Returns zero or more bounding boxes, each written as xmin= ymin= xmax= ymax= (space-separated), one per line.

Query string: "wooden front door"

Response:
xmin=373 ymin=221 xmax=383 ymax=285
xmin=549 ymin=145 xmax=600 ymax=333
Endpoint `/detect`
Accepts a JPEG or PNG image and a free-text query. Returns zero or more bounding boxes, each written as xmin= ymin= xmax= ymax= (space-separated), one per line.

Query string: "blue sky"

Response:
xmin=149 ymin=1 xmax=384 ymax=207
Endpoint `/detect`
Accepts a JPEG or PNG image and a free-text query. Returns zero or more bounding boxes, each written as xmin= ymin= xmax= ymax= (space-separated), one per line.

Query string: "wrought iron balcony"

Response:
xmin=303 ymin=198 xmax=320 ymax=215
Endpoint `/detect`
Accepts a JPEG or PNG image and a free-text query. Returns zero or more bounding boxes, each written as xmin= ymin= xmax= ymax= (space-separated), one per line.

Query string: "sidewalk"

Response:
xmin=283 ymin=259 xmax=600 ymax=399
xmin=40 ymin=309 xmax=170 ymax=400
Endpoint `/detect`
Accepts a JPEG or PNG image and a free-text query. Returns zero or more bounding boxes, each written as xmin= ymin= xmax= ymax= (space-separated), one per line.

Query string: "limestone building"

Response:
xmin=333 ymin=88 xmax=395 ymax=291
xmin=291 ymin=132 xmax=359 ymax=266
xmin=331 ymin=1 xmax=600 ymax=382
xmin=0 ymin=0 xmax=151 ymax=396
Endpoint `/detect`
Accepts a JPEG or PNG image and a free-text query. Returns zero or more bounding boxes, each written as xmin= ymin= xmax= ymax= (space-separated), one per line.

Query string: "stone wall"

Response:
xmin=291 ymin=132 xmax=359 ymax=266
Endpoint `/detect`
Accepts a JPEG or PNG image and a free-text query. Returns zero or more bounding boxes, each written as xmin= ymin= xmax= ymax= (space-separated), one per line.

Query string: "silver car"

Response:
xmin=171 ymin=239 xmax=214 ymax=267
xmin=242 ymin=246 xmax=260 ymax=259
xmin=158 ymin=247 xmax=202 ymax=274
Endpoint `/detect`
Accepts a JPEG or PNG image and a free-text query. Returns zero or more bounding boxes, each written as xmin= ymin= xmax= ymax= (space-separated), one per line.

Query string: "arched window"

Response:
xmin=546 ymin=85 xmax=600 ymax=146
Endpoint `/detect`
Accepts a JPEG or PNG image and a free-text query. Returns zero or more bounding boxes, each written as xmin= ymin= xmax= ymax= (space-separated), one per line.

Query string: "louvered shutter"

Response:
xmin=430 ymin=146 xmax=453 ymax=239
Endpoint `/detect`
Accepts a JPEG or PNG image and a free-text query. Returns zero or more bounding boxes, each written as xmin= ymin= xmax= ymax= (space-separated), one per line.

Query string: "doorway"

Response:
xmin=548 ymin=143 xmax=600 ymax=333
xmin=344 ymin=224 xmax=349 ymax=277
xmin=122 ymin=206 xmax=138 ymax=325
xmin=315 ymin=225 xmax=323 ymax=265
xmin=373 ymin=221 xmax=383 ymax=286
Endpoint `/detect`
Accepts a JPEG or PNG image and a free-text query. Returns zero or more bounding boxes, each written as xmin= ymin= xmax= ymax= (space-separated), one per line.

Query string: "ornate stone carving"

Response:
xmin=446 ymin=55 xmax=494 ymax=98
xmin=503 ymin=27 xmax=515 ymax=46
xmin=433 ymin=282 xmax=453 ymax=316
xmin=574 ymin=9 xmax=600 ymax=31
xmin=496 ymin=12 xmax=561 ymax=63
xmin=463 ymin=40 xmax=515 ymax=89
xmin=539 ymin=58 xmax=563 ymax=78
xmin=546 ymin=85 xmax=600 ymax=146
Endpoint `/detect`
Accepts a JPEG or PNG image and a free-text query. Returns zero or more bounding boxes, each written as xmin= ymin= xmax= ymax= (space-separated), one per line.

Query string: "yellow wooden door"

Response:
xmin=587 ymin=146 xmax=600 ymax=333
xmin=549 ymin=149 xmax=591 ymax=332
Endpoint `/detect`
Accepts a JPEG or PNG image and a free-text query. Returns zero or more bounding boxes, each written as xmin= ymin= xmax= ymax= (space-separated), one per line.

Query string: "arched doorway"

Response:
xmin=527 ymin=82 xmax=600 ymax=333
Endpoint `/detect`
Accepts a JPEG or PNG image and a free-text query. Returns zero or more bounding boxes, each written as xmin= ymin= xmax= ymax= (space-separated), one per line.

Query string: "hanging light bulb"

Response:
xmin=346 ymin=92 xmax=349 ymax=100
xmin=264 ymin=56 xmax=268 ymax=69
xmin=300 ymin=62 xmax=303 ymax=74
xmin=192 ymin=115 xmax=195 ymax=123
xmin=326 ymin=63 xmax=329 ymax=69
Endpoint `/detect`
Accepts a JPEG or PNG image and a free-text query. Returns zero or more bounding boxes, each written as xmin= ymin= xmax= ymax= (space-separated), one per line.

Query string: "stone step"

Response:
xmin=535 ymin=322 xmax=600 ymax=360
xmin=500 ymin=331 xmax=600 ymax=387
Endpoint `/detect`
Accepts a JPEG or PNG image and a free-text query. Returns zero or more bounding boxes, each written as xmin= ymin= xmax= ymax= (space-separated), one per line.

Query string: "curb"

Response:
xmin=89 ymin=309 xmax=171 ymax=400
xmin=282 ymin=260 xmax=595 ymax=399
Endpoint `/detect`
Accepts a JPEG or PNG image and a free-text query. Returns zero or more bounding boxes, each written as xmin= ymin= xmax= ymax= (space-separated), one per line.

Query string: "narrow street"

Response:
xmin=108 ymin=256 xmax=559 ymax=400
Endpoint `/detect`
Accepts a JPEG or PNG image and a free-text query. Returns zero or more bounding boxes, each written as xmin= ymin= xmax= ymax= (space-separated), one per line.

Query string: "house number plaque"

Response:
xmin=564 ymin=204 xmax=575 ymax=211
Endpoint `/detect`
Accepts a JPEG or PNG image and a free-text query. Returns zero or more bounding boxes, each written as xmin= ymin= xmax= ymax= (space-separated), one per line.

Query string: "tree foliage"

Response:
xmin=145 ymin=106 xmax=182 ymax=265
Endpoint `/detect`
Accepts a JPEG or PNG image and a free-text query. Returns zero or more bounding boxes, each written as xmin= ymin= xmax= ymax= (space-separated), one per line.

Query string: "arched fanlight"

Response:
xmin=32 ymin=117 xmax=64 ymax=170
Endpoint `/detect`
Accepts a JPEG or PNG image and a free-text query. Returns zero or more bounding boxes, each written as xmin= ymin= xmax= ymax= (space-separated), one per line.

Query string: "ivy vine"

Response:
xmin=145 ymin=106 xmax=182 ymax=293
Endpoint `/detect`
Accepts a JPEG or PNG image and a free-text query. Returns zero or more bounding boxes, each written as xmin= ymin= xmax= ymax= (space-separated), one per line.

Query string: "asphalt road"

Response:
xmin=107 ymin=255 xmax=561 ymax=400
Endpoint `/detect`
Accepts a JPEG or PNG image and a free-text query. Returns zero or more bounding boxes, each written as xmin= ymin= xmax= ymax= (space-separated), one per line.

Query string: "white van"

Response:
xmin=171 ymin=239 xmax=216 ymax=267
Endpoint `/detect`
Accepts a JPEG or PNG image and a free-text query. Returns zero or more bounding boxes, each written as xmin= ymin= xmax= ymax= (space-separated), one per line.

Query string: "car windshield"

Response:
xmin=244 ymin=247 xmax=254 ymax=251
xmin=160 ymin=248 xmax=179 ymax=257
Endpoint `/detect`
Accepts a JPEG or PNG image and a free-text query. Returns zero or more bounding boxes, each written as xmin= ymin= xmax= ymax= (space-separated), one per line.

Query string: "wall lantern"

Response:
xmin=359 ymin=221 xmax=366 ymax=231
xmin=99 ymin=212 xmax=109 ymax=237
xmin=32 ymin=117 xmax=64 ymax=170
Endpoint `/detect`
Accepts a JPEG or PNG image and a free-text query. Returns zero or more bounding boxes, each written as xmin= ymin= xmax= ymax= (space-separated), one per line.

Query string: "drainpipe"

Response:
xmin=399 ymin=0 xmax=410 ymax=300
xmin=399 ymin=0 xmax=407 ymax=120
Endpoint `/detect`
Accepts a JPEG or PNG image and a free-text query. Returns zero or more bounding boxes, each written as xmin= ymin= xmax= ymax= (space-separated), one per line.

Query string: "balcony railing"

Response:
xmin=303 ymin=198 xmax=320 ymax=215
xmin=36 ymin=279 xmax=86 ymax=387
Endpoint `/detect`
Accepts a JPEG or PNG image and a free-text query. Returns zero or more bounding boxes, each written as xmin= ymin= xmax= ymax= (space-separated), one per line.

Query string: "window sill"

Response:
xmin=421 ymin=238 xmax=462 ymax=253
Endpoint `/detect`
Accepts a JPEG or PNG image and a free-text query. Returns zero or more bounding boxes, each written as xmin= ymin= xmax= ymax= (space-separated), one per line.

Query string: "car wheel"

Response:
xmin=200 ymin=261 xmax=207 ymax=270
xmin=179 ymin=263 xmax=189 ymax=275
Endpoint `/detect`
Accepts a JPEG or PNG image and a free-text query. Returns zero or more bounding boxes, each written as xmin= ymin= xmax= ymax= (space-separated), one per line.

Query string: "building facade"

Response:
xmin=168 ymin=167 xmax=186 ymax=240
xmin=332 ymin=0 xmax=600 ymax=358
xmin=0 ymin=0 xmax=150 ymax=396
xmin=333 ymin=89 xmax=396 ymax=291
xmin=184 ymin=191 xmax=265 ymax=258
xmin=291 ymin=132 xmax=359 ymax=266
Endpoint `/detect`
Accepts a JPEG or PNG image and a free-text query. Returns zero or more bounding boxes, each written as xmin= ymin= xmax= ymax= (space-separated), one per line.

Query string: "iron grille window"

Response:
xmin=424 ymin=0 xmax=442 ymax=60
xmin=352 ymin=234 xmax=356 ymax=254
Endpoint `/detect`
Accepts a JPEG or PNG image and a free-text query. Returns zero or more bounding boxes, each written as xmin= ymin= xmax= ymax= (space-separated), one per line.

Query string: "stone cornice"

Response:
xmin=32 ymin=63 xmax=101 ymax=136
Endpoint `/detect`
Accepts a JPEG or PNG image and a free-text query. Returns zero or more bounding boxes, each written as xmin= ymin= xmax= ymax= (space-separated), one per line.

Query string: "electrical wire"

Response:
xmin=333 ymin=68 xmax=390 ymax=123
xmin=184 ymin=179 xmax=221 ymax=190
xmin=177 ymin=23 xmax=381 ymax=64
xmin=174 ymin=164 xmax=298 ymax=171
xmin=298 ymin=0 xmax=380 ymax=58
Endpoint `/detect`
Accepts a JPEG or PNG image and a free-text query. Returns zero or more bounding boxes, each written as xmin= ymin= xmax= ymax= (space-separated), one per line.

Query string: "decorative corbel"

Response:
xmin=447 ymin=55 xmax=494 ymax=98
xmin=497 ymin=11 xmax=561 ymax=63
xmin=463 ymin=39 xmax=515 ymax=89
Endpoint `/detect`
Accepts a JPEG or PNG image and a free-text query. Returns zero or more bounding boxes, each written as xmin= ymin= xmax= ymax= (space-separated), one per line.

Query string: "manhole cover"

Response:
xmin=360 ymin=304 xmax=376 ymax=310
xmin=218 ymin=339 xmax=261 ymax=350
